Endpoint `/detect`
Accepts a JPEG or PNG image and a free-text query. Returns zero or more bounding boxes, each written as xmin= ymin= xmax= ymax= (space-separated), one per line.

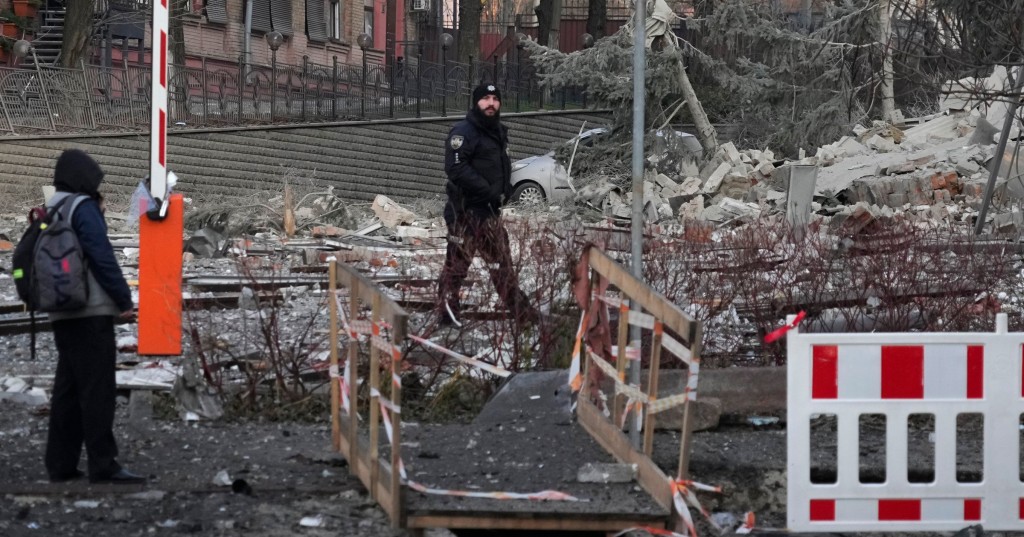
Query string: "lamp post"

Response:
xmin=357 ymin=33 xmax=372 ymax=118
xmin=514 ymin=33 xmax=526 ymax=112
xmin=580 ymin=32 xmax=594 ymax=50
xmin=440 ymin=33 xmax=453 ymax=116
xmin=579 ymin=33 xmax=594 ymax=108
xmin=13 ymin=40 xmax=55 ymax=130
xmin=266 ymin=30 xmax=283 ymax=121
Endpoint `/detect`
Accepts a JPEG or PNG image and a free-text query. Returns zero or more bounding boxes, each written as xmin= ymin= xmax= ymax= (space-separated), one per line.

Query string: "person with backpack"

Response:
xmin=43 ymin=149 xmax=145 ymax=485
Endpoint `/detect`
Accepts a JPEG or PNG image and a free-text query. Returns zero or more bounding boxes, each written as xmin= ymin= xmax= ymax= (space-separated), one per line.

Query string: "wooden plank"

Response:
xmin=334 ymin=261 xmax=410 ymax=320
xmin=347 ymin=275 xmax=360 ymax=470
xmin=577 ymin=396 xmax=672 ymax=510
xmin=406 ymin=514 xmax=666 ymax=531
xmin=643 ymin=321 xmax=663 ymax=456
xmin=368 ymin=295 xmax=382 ymax=499
xmin=329 ymin=263 xmax=341 ymax=452
xmin=678 ymin=324 xmax=703 ymax=479
xmin=613 ymin=298 xmax=629 ymax=427
xmin=587 ymin=248 xmax=696 ymax=345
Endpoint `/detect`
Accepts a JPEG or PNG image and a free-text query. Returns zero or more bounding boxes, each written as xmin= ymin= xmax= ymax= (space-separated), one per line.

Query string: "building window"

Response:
xmin=330 ymin=0 xmax=342 ymax=39
xmin=363 ymin=1 xmax=374 ymax=40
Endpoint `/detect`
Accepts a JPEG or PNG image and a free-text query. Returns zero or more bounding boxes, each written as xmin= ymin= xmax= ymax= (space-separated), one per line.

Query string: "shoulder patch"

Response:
xmin=450 ymin=135 xmax=464 ymax=150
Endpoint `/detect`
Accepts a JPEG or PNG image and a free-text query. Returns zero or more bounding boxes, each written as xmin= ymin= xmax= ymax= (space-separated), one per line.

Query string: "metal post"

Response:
xmin=628 ymin=0 xmax=647 ymax=449
xmin=237 ymin=55 xmax=244 ymax=123
xmin=361 ymin=53 xmax=367 ymax=118
xmin=441 ymin=48 xmax=448 ymax=117
xmin=302 ymin=55 xmax=309 ymax=121
xmin=32 ymin=50 xmax=56 ymax=131
xmin=975 ymin=68 xmax=1024 ymax=235
xmin=332 ymin=56 xmax=339 ymax=119
xmin=201 ymin=56 xmax=209 ymax=125
xmin=468 ymin=55 xmax=474 ymax=109
xmin=124 ymin=57 xmax=137 ymax=125
xmin=80 ymin=58 xmax=97 ymax=129
xmin=271 ymin=50 xmax=278 ymax=121
xmin=515 ymin=48 xmax=521 ymax=112
xmin=416 ymin=54 xmax=421 ymax=118
xmin=389 ymin=57 xmax=396 ymax=118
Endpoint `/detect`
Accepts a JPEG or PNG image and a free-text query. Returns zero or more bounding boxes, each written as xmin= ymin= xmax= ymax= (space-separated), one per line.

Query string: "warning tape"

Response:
xmin=369 ymin=387 xmax=401 ymax=415
xmin=763 ymin=310 xmax=806 ymax=343
xmin=568 ymin=307 xmax=592 ymax=394
xmin=409 ymin=334 xmax=512 ymax=377
xmin=671 ymin=479 xmax=722 ymax=537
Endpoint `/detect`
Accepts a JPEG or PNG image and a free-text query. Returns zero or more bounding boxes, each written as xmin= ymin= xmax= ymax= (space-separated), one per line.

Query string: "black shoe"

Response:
xmin=89 ymin=468 xmax=147 ymax=485
xmin=49 ymin=469 xmax=85 ymax=483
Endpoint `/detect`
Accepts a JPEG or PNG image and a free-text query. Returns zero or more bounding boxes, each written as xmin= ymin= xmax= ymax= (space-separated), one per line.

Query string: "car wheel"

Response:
xmin=511 ymin=182 xmax=546 ymax=205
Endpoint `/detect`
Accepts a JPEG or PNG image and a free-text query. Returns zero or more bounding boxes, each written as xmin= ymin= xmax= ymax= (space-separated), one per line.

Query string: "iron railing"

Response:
xmin=0 ymin=54 xmax=586 ymax=135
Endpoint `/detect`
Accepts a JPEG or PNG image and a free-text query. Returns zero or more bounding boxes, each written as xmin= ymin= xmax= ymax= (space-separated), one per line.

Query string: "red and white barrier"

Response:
xmin=788 ymin=313 xmax=1024 ymax=532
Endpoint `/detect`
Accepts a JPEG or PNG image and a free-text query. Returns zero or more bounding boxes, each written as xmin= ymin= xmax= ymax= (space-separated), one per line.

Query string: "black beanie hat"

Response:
xmin=53 ymin=149 xmax=104 ymax=196
xmin=472 ymin=82 xmax=501 ymax=104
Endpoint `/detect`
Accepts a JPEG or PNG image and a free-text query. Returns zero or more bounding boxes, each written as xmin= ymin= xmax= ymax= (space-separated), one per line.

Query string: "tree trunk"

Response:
xmin=457 ymin=0 xmax=481 ymax=65
xmin=535 ymin=0 xmax=553 ymax=46
xmin=586 ymin=0 xmax=607 ymax=40
xmin=60 ymin=0 xmax=95 ymax=67
xmin=800 ymin=0 xmax=812 ymax=31
xmin=879 ymin=0 xmax=897 ymax=122
xmin=675 ymin=58 xmax=719 ymax=154
xmin=169 ymin=0 xmax=189 ymax=121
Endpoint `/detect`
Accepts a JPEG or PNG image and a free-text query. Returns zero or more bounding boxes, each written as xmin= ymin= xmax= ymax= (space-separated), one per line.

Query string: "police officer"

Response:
xmin=437 ymin=82 xmax=538 ymax=327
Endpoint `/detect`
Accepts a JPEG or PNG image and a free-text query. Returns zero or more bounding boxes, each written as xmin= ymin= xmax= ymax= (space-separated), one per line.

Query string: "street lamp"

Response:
xmin=515 ymin=33 xmax=528 ymax=112
xmin=441 ymin=33 xmax=453 ymax=116
xmin=266 ymin=30 xmax=283 ymax=120
xmin=358 ymin=33 xmax=371 ymax=118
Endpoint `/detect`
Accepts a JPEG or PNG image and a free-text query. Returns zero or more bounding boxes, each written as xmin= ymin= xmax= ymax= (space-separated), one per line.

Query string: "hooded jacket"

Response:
xmin=46 ymin=150 xmax=133 ymax=321
xmin=443 ymin=106 xmax=513 ymax=223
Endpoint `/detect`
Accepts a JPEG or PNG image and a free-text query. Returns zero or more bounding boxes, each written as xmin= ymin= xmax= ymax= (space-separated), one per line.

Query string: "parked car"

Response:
xmin=509 ymin=127 xmax=701 ymax=204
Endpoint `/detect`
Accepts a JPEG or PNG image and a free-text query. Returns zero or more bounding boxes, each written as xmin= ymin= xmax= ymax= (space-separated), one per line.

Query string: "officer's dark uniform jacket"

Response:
xmin=443 ymin=107 xmax=512 ymax=223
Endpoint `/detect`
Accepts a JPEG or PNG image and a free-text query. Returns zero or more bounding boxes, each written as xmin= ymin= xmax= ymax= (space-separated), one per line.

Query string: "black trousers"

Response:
xmin=437 ymin=213 xmax=530 ymax=319
xmin=45 ymin=315 xmax=121 ymax=479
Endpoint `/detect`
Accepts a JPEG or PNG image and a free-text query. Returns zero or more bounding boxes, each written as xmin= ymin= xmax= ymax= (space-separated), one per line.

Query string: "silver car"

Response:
xmin=509 ymin=127 xmax=701 ymax=204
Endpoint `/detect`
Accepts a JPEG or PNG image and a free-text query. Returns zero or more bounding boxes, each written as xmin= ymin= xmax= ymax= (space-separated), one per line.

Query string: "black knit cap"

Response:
xmin=472 ymin=82 xmax=501 ymax=104
xmin=53 ymin=149 xmax=104 ymax=196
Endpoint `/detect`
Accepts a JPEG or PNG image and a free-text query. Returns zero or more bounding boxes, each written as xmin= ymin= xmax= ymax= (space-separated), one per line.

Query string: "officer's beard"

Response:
xmin=472 ymin=104 xmax=501 ymax=130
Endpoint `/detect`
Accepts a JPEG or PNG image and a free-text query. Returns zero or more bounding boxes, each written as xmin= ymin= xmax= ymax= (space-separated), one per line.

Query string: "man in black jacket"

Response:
xmin=44 ymin=149 xmax=146 ymax=485
xmin=437 ymin=83 xmax=537 ymax=327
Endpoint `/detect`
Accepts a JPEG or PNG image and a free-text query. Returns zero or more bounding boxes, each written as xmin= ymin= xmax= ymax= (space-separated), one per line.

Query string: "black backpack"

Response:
xmin=13 ymin=194 xmax=91 ymax=311
xmin=12 ymin=195 xmax=91 ymax=359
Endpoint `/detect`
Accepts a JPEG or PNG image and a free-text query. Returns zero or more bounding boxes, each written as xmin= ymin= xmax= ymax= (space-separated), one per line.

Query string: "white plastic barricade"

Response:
xmin=788 ymin=313 xmax=1024 ymax=532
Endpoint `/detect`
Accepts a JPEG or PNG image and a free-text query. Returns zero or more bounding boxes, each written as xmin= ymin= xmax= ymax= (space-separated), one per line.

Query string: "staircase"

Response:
xmin=29 ymin=8 xmax=64 ymax=66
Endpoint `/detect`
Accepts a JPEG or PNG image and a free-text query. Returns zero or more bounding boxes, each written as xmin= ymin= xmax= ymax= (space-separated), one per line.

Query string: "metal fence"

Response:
xmin=0 ymin=54 xmax=587 ymax=135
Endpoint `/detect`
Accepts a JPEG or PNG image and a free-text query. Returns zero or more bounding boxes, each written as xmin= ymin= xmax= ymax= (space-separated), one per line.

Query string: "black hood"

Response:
xmin=53 ymin=149 xmax=104 ymax=196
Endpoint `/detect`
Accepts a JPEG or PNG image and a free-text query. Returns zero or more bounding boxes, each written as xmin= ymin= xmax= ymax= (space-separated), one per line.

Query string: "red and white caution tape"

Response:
xmin=568 ymin=307 xmax=589 ymax=394
xmin=736 ymin=512 xmax=756 ymax=534
xmin=763 ymin=311 xmax=806 ymax=343
xmin=670 ymin=479 xmax=723 ymax=537
xmin=409 ymin=334 xmax=511 ymax=377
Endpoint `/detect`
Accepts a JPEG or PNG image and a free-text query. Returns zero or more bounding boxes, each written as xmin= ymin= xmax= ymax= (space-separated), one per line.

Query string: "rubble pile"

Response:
xmin=589 ymin=66 xmax=1024 ymax=234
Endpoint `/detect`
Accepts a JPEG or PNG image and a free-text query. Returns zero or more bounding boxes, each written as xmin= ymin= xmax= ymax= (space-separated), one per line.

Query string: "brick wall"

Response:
xmin=0 ymin=110 xmax=611 ymax=207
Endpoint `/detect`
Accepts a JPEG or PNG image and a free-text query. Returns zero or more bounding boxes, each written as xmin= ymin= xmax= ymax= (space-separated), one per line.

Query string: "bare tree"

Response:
xmin=587 ymin=0 xmax=608 ymax=40
xmin=61 ymin=0 xmax=95 ymax=67
xmin=535 ymin=0 xmax=554 ymax=46
xmin=457 ymin=0 xmax=482 ymax=65
xmin=879 ymin=0 xmax=898 ymax=121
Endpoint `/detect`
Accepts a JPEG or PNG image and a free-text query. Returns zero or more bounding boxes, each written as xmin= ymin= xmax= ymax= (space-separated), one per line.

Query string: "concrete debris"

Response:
xmin=0 ymin=376 xmax=48 ymax=406
xmin=577 ymin=462 xmax=637 ymax=484
xmin=372 ymin=194 xmax=419 ymax=229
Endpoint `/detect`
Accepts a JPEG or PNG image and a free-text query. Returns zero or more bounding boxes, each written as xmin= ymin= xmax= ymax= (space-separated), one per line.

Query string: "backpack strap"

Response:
xmin=53 ymin=194 xmax=91 ymax=224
